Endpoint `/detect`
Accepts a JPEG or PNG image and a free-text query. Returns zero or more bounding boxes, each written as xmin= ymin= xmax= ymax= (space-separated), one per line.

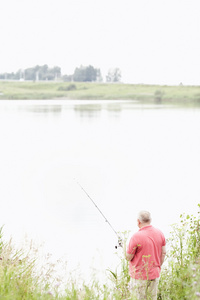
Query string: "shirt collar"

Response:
xmin=139 ymin=225 xmax=152 ymax=231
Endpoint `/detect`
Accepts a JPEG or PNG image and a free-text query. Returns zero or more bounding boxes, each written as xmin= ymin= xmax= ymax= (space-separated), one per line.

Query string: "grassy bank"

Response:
xmin=0 ymin=81 xmax=200 ymax=104
xmin=1 ymin=205 xmax=200 ymax=299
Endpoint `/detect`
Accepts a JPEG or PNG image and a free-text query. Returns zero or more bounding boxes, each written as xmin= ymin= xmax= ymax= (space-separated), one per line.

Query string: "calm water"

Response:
xmin=0 ymin=99 xmax=200 ymax=283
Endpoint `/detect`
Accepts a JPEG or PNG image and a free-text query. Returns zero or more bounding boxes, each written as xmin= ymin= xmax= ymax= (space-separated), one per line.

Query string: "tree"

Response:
xmin=22 ymin=65 xmax=61 ymax=81
xmin=62 ymin=74 xmax=73 ymax=82
xmin=24 ymin=67 xmax=36 ymax=80
xmin=73 ymin=65 xmax=102 ymax=82
xmin=106 ymin=68 xmax=121 ymax=82
xmin=0 ymin=65 xmax=61 ymax=81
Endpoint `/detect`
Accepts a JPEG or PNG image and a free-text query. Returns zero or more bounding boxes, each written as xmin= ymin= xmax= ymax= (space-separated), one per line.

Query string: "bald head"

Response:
xmin=138 ymin=211 xmax=152 ymax=225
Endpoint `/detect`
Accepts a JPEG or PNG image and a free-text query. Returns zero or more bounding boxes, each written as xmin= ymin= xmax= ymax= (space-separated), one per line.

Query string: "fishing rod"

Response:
xmin=76 ymin=180 xmax=123 ymax=248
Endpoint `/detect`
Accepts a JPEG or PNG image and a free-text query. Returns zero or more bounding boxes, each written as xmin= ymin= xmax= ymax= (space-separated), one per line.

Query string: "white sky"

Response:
xmin=1 ymin=0 xmax=200 ymax=84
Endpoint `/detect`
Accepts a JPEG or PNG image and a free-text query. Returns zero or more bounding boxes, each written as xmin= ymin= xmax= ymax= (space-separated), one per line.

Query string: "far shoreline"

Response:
xmin=0 ymin=81 xmax=200 ymax=105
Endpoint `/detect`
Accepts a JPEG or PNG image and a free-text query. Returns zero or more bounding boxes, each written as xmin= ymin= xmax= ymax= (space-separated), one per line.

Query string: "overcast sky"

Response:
xmin=1 ymin=0 xmax=200 ymax=84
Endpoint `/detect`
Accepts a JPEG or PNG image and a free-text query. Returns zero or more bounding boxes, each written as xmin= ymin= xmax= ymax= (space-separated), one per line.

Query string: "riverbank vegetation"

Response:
xmin=0 ymin=81 xmax=200 ymax=104
xmin=0 ymin=205 xmax=200 ymax=299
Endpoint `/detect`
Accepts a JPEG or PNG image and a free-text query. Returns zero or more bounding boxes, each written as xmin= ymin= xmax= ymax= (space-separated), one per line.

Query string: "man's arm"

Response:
xmin=160 ymin=245 xmax=166 ymax=266
xmin=124 ymin=242 xmax=135 ymax=261
xmin=125 ymin=252 xmax=134 ymax=261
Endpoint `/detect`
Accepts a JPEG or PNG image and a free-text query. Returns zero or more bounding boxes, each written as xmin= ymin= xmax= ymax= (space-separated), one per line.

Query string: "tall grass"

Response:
xmin=0 ymin=227 xmax=49 ymax=299
xmin=158 ymin=206 xmax=200 ymax=299
xmin=0 ymin=206 xmax=200 ymax=299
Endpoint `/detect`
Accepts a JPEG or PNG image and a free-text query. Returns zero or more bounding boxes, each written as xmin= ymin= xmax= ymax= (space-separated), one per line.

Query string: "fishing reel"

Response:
xmin=115 ymin=237 xmax=123 ymax=249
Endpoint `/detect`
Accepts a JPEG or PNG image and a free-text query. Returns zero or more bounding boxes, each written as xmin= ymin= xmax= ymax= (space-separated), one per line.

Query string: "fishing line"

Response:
xmin=75 ymin=180 xmax=122 ymax=248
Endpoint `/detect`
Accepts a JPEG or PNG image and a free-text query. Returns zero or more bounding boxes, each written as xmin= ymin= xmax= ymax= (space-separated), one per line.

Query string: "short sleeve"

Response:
xmin=162 ymin=235 xmax=166 ymax=246
xmin=127 ymin=235 xmax=138 ymax=255
xmin=161 ymin=231 xmax=166 ymax=246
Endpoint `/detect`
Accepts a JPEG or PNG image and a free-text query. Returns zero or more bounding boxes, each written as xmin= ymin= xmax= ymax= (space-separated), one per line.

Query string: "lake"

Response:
xmin=0 ymin=99 xmax=200 ymax=284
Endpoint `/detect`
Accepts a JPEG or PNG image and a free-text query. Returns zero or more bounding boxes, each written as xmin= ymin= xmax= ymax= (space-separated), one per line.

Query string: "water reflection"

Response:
xmin=107 ymin=104 xmax=122 ymax=118
xmin=74 ymin=104 xmax=102 ymax=118
xmin=107 ymin=104 xmax=122 ymax=112
xmin=18 ymin=105 xmax=62 ymax=114
xmin=73 ymin=103 xmax=125 ymax=119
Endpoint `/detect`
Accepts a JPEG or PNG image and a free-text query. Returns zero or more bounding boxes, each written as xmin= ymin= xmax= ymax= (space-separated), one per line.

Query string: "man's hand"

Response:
xmin=115 ymin=237 xmax=123 ymax=249
xmin=118 ymin=238 xmax=123 ymax=248
xmin=125 ymin=252 xmax=134 ymax=261
xmin=123 ymin=241 xmax=134 ymax=261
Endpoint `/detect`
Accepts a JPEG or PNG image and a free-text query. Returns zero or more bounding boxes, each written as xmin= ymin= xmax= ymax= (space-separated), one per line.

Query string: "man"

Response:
xmin=125 ymin=211 xmax=166 ymax=300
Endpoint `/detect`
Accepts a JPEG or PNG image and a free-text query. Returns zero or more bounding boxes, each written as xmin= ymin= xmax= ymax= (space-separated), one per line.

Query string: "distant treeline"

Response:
xmin=0 ymin=65 xmax=121 ymax=83
xmin=0 ymin=65 xmax=61 ymax=81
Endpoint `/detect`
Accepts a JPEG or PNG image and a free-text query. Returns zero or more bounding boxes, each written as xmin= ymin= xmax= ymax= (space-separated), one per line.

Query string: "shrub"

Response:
xmin=154 ymin=90 xmax=164 ymax=103
xmin=58 ymin=84 xmax=77 ymax=91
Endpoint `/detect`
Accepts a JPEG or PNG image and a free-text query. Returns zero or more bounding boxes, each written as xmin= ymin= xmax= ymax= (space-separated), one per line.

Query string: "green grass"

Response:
xmin=1 ymin=206 xmax=200 ymax=299
xmin=0 ymin=81 xmax=200 ymax=104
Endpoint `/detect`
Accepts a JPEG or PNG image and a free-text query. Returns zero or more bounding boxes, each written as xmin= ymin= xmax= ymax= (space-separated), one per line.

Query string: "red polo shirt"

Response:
xmin=127 ymin=225 xmax=166 ymax=280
